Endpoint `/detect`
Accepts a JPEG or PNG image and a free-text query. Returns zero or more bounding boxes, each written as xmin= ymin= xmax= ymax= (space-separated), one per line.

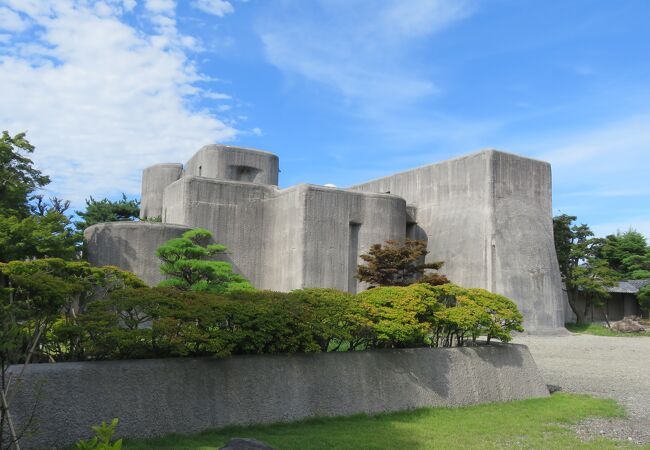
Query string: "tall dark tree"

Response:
xmin=75 ymin=194 xmax=140 ymax=232
xmin=0 ymin=131 xmax=50 ymax=217
xmin=356 ymin=239 xmax=449 ymax=288
xmin=553 ymin=214 xmax=619 ymax=324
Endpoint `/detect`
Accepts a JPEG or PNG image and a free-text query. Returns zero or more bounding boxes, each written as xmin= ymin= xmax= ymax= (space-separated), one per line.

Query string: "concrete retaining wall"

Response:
xmin=9 ymin=344 xmax=548 ymax=449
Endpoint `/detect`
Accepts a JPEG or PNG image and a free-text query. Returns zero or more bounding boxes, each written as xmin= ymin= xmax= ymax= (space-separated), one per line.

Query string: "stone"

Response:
xmin=611 ymin=317 xmax=646 ymax=333
xmin=220 ymin=438 xmax=275 ymax=450
xmin=85 ymin=144 xmax=565 ymax=332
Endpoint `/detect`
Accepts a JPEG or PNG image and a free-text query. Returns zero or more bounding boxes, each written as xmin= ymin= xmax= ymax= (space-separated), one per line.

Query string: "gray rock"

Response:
xmin=220 ymin=438 xmax=275 ymax=450
xmin=611 ymin=317 xmax=646 ymax=333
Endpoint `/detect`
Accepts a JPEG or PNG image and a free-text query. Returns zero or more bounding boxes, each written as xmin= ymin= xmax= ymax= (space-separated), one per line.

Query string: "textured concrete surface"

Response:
xmin=140 ymin=163 xmax=183 ymax=219
xmin=84 ymin=222 xmax=192 ymax=285
xmin=514 ymin=334 xmax=650 ymax=444
xmin=86 ymin=145 xmax=565 ymax=330
xmin=352 ymin=150 xmax=564 ymax=332
xmin=10 ymin=344 xmax=547 ymax=449
xmin=184 ymin=144 xmax=279 ymax=186
xmin=162 ymin=177 xmax=406 ymax=292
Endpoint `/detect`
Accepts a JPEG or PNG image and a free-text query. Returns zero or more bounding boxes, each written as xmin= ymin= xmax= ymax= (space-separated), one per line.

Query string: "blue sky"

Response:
xmin=1 ymin=0 xmax=649 ymax=237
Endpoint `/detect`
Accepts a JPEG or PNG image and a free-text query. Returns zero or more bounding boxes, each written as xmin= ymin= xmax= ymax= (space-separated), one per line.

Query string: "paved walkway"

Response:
xmin=514 ymin=334 xmax=650 ymax=444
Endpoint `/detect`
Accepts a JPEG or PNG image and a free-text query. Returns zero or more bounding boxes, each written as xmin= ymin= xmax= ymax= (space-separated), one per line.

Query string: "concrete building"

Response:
xmin=85 ymin=144 xmax=565 ymax=332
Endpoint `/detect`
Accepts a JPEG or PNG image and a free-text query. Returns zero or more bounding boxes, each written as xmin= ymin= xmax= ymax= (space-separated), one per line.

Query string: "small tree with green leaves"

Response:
xmin=356 ymin=239 xmax=449 ymax=287
xmin=156 ymin=228 xmax=253 ymax=294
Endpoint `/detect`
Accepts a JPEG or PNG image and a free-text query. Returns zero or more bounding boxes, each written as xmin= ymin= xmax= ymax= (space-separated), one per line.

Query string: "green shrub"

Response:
xmin=431 ymin=284 xmax=524 ymax=346
xmin=32 ymin=282 xmax=524 ymax=361
xmin=75 ymin=418 xmax=122 ymax=450
xmin=355 ymin=284 xmax=441 ymax=348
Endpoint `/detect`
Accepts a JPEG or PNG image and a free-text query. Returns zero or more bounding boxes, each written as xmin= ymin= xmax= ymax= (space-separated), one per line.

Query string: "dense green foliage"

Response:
xmin=553 ymin=214 xmax=619 ymax=324
xmin=356 ymin=239 xmax=449 ymax=287
xmin=20 ymin=283 xmax=522 ymax=362
xmin=0 ymin=259 xmax=145 ymax=366
xmin=109 ymin=394 xmax=626 ymax=450
xmin=638 ymin=284 xmax=650 ymax=313
xmin=599 ymin=230 xmax=650 ymax=280
xmin=0 ymin=211 xmax=79 ymax=262
xmin=75 ymin=194 xmax=140 ymax=232
xmin=0 ymin=131 xmax=82 ymax=263
xmin=0 ymin=131 xmax=50 ymax=217
xmin=156 ymin=228 xmax=254 ymax=294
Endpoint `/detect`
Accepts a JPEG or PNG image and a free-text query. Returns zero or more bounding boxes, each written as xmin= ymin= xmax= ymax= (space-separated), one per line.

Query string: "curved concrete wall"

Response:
xmin=9 ymin=344 xmax=548 ymax=449
xmin=352 ymin=150 xmax=565 ymax=332
xmin=140 ymin=163 xmax=183 ymax=219
xmin=184 ymin=144 xmax=279 ymax=185
xmin=84 ymin=222 xmax=192 ymax=286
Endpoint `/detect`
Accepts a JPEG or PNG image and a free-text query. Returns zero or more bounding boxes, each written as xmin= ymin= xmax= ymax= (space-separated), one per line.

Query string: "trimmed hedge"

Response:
xmin=39 ymin=283 xmax=523 ymax=362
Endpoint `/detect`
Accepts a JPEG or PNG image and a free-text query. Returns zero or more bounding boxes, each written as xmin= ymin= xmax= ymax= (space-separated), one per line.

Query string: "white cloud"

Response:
xmin=144 ymin=0 xmax=175 ymax=14
xmin=193 ymin=0 xmax=234 ymax=17
xmin=258 ymin=0 xmax=472 ymax=106
xmin=535 ymin=115 xmax=650 ymax=178
xmin=0 ymin=6 xmax=28 ymax=32
xmin=257 ymin=0 xmax=475 ymax=147
xmin=0 ymin=1 xmax=237 ymax=205
xmin=591 ymin=219 xmax=650 ymax=240
xmin=204 ymin=91 xmax=231 ymax=100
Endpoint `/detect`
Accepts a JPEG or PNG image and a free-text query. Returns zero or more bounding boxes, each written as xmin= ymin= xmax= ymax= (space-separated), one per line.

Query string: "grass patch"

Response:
xmin=115 ymin=393 xmax=642 ymax=450
xmin=566 ymin=322 xmax=650 ymax=337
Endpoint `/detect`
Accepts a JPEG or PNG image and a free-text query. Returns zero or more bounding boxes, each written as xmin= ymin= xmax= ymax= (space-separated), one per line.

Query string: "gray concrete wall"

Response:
xmin=84 ymin=222 xmax=192 ymax=286
xmin=301 ymin=186 xmax=407 ymax=293
xmin=162 ymin=177 xmax=407 ymax=292
xmin=184 ymin=144 xmax=279 ymax=185
xmin=9 ymin=344 xmax=548 ymax=450
xmin=351 ymin=150 xmax=565 ymax=332
xmin=140 ymin=163 xmax=183 ymax=219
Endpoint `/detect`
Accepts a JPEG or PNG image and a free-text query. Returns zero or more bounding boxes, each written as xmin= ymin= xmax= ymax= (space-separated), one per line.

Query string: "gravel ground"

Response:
xmin=514 ymin=334 xmax=650 ymax=445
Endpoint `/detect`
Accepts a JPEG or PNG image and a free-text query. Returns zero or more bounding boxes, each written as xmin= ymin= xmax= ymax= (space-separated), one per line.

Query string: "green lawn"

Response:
xmin=118 ymin=393 xmax=644 ymax=450
xmin=566 ymin=322 xmax=650 ymax=337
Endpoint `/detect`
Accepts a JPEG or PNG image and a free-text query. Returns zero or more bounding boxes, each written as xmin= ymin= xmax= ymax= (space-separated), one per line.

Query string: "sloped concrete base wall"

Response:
xmin=10 ymin=344 xmax=548 ymax=449
xmin=84 ymin=222 xmax=193 ymax=286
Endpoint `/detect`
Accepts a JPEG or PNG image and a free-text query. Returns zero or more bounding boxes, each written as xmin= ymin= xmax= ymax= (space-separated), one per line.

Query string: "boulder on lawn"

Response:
xmin=220 ymin=438 xmax=275 ymax=450
xmin=611 ymin=317 xmax=646 ymax=333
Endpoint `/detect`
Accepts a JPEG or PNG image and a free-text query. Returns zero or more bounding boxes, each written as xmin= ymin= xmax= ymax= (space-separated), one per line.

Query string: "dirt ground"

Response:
xmin=514 ymin=334 xmax=650 ymax=445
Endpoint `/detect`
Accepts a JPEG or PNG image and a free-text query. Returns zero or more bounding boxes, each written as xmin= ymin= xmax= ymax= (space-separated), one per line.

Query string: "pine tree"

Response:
xmin=156 ymin=228 xmax=253 ymax=294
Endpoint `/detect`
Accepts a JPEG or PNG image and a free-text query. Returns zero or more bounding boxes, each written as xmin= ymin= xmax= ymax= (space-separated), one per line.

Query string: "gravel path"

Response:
xmin=514 ymin=334 xmax=650 ymax=445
